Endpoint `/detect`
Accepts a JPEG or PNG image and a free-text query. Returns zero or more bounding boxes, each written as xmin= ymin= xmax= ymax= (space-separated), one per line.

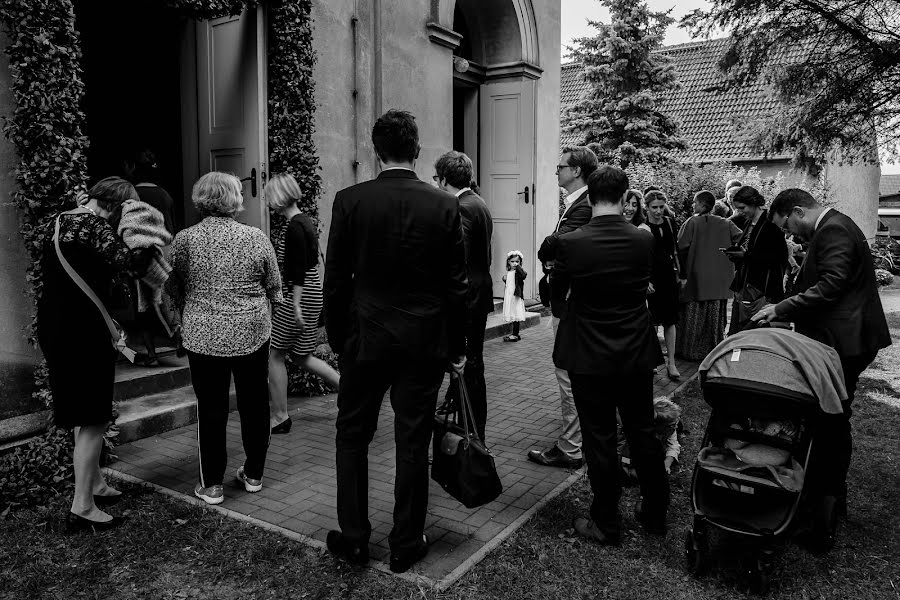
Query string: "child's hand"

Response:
xmin=502 ymin=274 xmax=507 ymax=282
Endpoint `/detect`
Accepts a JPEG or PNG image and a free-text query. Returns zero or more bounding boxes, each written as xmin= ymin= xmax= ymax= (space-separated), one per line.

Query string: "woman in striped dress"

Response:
xmin=267 ymin=174 xmax=340 ymax=434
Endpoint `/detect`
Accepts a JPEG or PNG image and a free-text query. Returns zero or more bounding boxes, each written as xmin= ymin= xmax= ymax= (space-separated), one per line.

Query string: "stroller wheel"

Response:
xmin=684 ymin=530 xmax=709 ymax=578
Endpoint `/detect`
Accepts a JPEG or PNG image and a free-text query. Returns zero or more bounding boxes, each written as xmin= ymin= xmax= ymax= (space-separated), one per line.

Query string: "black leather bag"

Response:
xmin=432 ymin=376 xmax=503 ymax=509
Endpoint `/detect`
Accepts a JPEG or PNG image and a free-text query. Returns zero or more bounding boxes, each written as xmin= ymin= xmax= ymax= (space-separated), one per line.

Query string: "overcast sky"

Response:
xmin=560 ymin=0 xmax=714 ymax=60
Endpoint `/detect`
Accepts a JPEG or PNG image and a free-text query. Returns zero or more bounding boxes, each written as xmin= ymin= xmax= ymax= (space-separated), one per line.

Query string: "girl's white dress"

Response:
xmin=502 ymin=271 xmax=526 ymax=322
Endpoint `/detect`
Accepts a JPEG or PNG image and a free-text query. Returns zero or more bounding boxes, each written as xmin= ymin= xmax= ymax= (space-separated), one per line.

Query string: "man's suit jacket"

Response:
xmin=537 ymin=189 xmax=591 ymax=264
xmin=324 ymin=169 xmax=469 ymax=361
xmin=457 ymin=189 xmax=494 ymax=315
xmin=551 ymin=215 xmax=664 ymax=376
xmin=775 ymin=209 xmax=890 ymax=360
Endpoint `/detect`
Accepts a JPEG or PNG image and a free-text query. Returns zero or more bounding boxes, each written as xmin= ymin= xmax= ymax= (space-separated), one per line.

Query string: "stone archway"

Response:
xmin=428 ymin=0 xmax=542 ymax=298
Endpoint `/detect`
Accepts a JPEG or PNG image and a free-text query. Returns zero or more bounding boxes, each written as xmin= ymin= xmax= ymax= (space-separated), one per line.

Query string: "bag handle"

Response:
xmin=454 ymin=373 xmax=490 ymax=447
xmin=54 ymin=210 xmax=136 ymax=362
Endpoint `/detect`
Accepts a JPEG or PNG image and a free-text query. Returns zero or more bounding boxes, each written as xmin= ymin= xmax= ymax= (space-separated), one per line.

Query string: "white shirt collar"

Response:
xmin=381 ymin=166 xmax=415 ymax=172
xmin=814 ymin=207 xmax=832 ymax=230
xmin=565 ymin=185 xmax=588 ymax=208
xmin=454 ymin=187 xmax=472 ymax=198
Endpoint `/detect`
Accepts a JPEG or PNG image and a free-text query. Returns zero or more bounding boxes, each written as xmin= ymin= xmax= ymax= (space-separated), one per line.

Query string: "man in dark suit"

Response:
xmin=323 ymin=110 xmax=469 ymax=573
xmin=551 ymin=165 xmax=669 ymax=545
xmin=753 ymin=188 xmax=890 ymax=552
xmin=434 ymin=151 xmax=493 ymax=441
xmin=527 ymin=145 xmax=598 ymax=469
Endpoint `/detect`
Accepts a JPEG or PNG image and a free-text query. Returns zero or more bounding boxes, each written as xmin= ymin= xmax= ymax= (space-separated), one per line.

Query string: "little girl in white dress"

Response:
xmin=502 ymin=250 xmax=527 ymax=342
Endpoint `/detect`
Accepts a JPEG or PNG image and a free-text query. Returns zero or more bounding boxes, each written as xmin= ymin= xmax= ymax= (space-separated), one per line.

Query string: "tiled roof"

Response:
xmin=880 ymin=174 xmax=900 ymax=197
xmin=561 ymin=38 xmax=791 ymax=162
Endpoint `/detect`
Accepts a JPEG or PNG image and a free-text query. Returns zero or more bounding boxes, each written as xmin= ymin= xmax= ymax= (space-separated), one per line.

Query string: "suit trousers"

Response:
xmin=807 ymin=351 xmax=876 ymax=500
xmin=187 ymin=341 xmax=270 ymax=487
xmin=569 ymin=370 xmax=669 ymax=537
xmin=464 ymin=309 xmax=490 ymax=441
xmin=552 ymin=317 xmax=582 ymax=457
xmin=334 ymin=355 xmax=445 ymax=553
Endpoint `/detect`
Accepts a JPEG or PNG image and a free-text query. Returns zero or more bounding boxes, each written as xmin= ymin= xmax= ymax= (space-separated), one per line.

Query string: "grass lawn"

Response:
xmin=2 ymin=319 xmax=899 ymax=599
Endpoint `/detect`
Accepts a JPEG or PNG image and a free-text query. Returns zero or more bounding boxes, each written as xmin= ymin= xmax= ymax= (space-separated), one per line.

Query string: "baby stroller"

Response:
xmin=686 ymin=327 xmax=848 ymax=593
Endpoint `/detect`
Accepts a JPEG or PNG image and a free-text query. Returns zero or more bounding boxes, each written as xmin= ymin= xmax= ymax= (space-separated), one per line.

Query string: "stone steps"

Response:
xmin=112 ymin=309 xmax=542 ymax=444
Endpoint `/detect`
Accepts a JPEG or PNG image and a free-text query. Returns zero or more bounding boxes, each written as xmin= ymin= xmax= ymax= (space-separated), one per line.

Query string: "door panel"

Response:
xmin=480 ymin=79 xmax=536 ymax=298
xmin=195 ymin=7 xmax=268 ymax=231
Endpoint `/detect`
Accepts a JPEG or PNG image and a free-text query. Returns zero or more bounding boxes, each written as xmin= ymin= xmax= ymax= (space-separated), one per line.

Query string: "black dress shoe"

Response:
xmin=271 ymin=417 xmax=292 ymax=434
xmin=390 ymin=535 xmax=429 ymax=573
xmin=65 ymin=512 xmax=126 ymax=533
xmin=572 ymin=517 xmax=621 ymax=546
xmin=326 ymin=530 xmax=369 ymax=565
xmin=634 ymin=507 xmax=667 ymax=536
xmin=526 ymin=445 xmax=584 ymax=469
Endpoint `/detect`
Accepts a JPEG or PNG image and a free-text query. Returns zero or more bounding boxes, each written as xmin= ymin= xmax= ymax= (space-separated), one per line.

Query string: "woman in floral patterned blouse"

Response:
xmin=167 ymin=171 xmax=283 ymax=506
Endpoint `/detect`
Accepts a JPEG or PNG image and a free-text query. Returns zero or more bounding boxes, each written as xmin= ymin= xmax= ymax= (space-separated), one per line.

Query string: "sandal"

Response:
xmin=503 ymin=334 xmax=520 ymax=342
xmin=666 ymin=364 xmax=681 ymax=381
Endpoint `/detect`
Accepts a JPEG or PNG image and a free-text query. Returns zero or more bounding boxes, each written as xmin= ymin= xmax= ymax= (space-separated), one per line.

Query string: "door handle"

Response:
xmin=517 ymin=185 xmax=530 ymax=204
xmin=240 ymin=167 xmax=257 ymax=198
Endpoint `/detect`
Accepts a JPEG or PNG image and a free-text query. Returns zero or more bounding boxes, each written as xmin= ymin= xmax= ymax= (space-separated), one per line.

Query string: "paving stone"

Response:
xmin=110 ymin=323 xmax=698 ymax=583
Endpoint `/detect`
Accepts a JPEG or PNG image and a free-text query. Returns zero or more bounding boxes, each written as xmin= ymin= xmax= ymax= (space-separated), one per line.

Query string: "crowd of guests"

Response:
xmin=38 ymin=114 xmax=888 ymax=567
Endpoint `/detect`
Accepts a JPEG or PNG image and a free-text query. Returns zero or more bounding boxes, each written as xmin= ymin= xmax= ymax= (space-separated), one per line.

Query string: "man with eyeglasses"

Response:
xmin=752 ymin=188 xmax=890 ymax=554
xmin=527 ymin=145 xmax=598 ymax=470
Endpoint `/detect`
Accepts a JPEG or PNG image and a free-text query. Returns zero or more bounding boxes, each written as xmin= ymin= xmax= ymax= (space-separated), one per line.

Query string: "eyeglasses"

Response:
xmin=432 ymin=175 xmax=440 ymax=182
xmin=556 ymin=164 xmax=573 ymax=174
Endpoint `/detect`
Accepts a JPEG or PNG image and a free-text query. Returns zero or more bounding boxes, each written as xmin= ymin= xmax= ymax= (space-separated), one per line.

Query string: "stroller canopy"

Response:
xmin=699 ymin=328 xmax=848 ymax=414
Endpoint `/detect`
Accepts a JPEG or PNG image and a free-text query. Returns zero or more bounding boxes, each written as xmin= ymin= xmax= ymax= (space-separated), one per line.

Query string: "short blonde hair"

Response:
xmin=192 ymin=171 xmax=243 ymax=218
xmin=266 ymin=173 xmax=302 ymax=211
xmin=653 ymin=398 xmax=682 ymax=425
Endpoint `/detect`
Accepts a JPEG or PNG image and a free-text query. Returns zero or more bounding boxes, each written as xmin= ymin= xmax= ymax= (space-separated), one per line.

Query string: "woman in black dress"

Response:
xmin=639 ymin=190 xmax=683 ymax=380
xmin=37 ymin=177 xmax=153 ymax=531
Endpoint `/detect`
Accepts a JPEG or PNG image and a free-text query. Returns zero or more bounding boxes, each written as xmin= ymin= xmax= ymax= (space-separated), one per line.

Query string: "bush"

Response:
xmin=871 ymin=237 xmax=900 ymax=274
xmin=875 ymin=268 xmax=894 ymax=287
xmin=0 ymin=427 xmax=73 ymax=512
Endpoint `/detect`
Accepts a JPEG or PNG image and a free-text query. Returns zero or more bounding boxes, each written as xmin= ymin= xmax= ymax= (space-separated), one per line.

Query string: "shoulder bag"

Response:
xmin=432 ymin=374 xmax=503 ymax=509
xmin=54 ymin=210 xmax=137 ymax=363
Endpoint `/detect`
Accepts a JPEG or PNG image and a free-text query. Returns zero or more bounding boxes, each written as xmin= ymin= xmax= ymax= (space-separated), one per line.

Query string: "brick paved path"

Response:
xmin=110 ymin=320 xmax=697 ymax=586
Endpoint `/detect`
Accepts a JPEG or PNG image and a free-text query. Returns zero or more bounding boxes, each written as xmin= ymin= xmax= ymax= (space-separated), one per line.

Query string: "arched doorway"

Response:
xmin=437 ymin=0 xmax=543 ymax=298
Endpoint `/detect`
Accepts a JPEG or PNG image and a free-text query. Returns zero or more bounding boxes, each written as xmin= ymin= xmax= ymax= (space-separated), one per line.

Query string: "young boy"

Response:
xmin=618 ymin=398 xmax=682 ymax=483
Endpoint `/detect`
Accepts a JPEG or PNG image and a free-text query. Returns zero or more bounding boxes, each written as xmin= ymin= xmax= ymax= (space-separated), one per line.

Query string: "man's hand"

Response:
xmin=678 ymin=278 xmax=687 ymax=288
xmin=647 ymin=282 xmax=656 ymax=295
xmin=448 ymin=355 xmax=466 ymax=375
xmin=751 ymin=303 xmax=778 ymax=324
xmin=543 ymin=260 xmax=555 ymax=271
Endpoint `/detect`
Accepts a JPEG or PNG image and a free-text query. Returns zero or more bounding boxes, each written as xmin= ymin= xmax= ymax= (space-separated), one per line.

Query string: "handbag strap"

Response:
xmin=54 ymin=210 xmax=135 ymax=361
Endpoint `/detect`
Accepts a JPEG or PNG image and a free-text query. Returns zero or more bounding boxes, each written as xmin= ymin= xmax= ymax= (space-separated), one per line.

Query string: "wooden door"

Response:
xmin=195 ymin=6 xmax=268 ymax=231
xmin=479 ymin=79 xmax=536 ymax=299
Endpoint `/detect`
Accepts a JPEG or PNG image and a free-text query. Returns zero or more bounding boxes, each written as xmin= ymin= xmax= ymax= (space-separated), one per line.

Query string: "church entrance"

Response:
xmin=74 ymin=1 xmax=268 ymax=233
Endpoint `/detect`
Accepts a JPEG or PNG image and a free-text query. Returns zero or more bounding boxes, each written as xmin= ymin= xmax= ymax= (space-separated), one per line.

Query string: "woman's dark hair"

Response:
xmin=624 ymin=189 xmax=645 ymax=226
xmin=732 ymin=185 xmax=766 ymax=208
xmin=372 ymin=110 xmax=420 ymax=163
xmin=642 ymin=184 xmax=661 ymax=196
xmin=693 ymin=190 xmax=716 ymax=214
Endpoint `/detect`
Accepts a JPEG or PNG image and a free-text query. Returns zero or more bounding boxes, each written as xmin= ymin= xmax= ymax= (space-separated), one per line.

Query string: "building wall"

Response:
xmin=824 ymin=153 xmax=880 ymax=240
xmin=0 ymin=32 xmax=39 ymax=419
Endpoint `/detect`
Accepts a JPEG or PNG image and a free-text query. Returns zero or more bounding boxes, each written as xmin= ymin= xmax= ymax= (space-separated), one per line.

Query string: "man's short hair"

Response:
xmin=693 ymin=190 xmax=716 ymax=212
xmin=561 ymin=145 xmax=599 ymax=179
xmin=434 ymin=151 xmax=474 ymax=189
xmin=587 ymin=165 xmax=629 ymax=205
xmin=725 ymin=179 xmax=743 ymax=191
xmin=372 ymin=110 xmax=420 ymax=163
xmin=770 ymin=188 xmax=819 ymax=216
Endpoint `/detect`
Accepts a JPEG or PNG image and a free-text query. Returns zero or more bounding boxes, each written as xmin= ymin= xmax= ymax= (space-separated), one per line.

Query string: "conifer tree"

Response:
xmin=563 ymin=0 xmax=686 ymax=167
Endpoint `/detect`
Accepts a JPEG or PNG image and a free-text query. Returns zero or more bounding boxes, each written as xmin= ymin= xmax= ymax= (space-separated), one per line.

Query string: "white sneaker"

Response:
xmin=236 ymin=466 xmax=263 ymax=493
xmin=194 ymin=483 xmax=224 ymax=505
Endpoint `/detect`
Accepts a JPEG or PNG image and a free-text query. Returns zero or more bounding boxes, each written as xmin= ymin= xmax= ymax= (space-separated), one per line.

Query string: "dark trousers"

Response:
xmin=570 ymin=371 xmax=669 ymax=537
xmin=335 ymin=356 xmax=445 ymax=553
xmin=187 ymin=341 xmax=270 ymax=486
xmin=808 ymin=352 xmax=876 ymax=500
xmin=464 ymin=309 xmax=490 ymax=441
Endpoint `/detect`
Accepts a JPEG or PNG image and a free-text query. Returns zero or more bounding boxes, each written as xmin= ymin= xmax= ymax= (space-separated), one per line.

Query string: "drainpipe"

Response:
xmin=351 ymin=6 xmax=360 ymax=180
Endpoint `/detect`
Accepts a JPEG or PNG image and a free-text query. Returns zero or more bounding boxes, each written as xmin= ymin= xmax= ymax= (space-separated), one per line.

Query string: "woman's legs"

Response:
xmin=512 ymin=321 xmax=521 ymax=337
xmin=295 ymin=353 xmax=340 ymax=389
xmin=665 ymin=324 xmax=679 ymax=378
xmin=268 ymin=348 xmax=290 ymax=427
xmin=71 ymin=424 xmax=112 ymax=521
